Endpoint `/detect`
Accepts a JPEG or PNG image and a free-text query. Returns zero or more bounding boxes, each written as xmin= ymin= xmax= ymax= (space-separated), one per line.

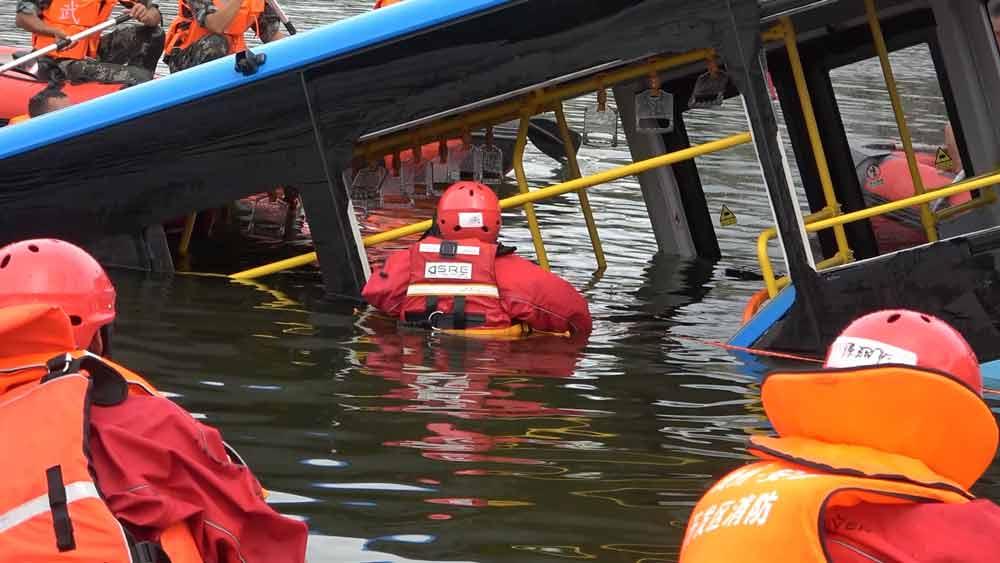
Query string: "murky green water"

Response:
xmin=3 ymin=2 xmax=997 ymax=562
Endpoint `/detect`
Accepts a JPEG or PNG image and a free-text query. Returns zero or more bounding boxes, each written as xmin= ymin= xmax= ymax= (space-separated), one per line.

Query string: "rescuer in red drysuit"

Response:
xmin=362 ymin=181 xmax=593 ymax=336
xmin=679 ymin=310 xmax=1000 ymax=563
xmin=0 ymin=239 xmax=307 ymax=563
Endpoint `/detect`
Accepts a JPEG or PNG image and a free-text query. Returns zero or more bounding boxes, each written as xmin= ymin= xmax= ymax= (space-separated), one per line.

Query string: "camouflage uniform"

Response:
xmin=164 ymin=0 xmax=280 ymax=73
xmin=17 ymin=0 xmax=164 ymax=87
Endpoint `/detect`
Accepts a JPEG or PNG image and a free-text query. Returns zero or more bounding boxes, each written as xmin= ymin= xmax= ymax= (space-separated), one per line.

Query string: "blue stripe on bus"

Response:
xmin=728 ymin=284 xmax=796 ymax=349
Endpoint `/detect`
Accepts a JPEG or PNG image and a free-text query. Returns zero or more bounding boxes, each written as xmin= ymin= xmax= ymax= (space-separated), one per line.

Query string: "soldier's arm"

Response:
xmin=15 ymin=0 xmax=66 ymax=40
xmin=124 ymin=0 xmax=162 ymax=27
xmin=255 ymin=3 xmax=285 ymax=43
xmin=202 ymin=0 xmax=243 ymax=33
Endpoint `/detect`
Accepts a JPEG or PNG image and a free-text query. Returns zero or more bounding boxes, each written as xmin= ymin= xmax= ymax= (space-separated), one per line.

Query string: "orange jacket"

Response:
xmin=165 ymin=0 xmax=265 ymax=55
xmin=0 ymin=304 xmax=202 ymax=563
xmin=33 ymin=0 xmax=116 ymax=60
xmin=373 ymin=0 xmax=403 ymax=8
xmin=0 ymin=371 xmax=132 ymax=562
xmin=679 ymin=436 xmax=972 ymax=562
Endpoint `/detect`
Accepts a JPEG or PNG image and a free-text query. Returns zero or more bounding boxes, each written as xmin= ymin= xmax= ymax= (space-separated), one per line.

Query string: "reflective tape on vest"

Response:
xmin=418 ymin=243 xmax=481 ymax=256
xmin=0 ymin=481 xmax=99 ymax=535
xmin=406 ymin=283 xmax=500 ymax=298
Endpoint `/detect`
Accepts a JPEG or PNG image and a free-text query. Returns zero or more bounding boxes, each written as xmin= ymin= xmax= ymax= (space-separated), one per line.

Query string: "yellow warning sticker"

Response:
xmin=935 ymin=147 xmax=954 ymax=171
xmin=720 ymin=205 xmax=737 ymax=227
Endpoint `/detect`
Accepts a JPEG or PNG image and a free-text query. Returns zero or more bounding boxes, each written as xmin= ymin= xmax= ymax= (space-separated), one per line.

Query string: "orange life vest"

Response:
xmin=0 ymin=304 xmax=203 ymax=563
xmin=0 ymin=372 xmax=134 ymax=562
xmin=164 ymin=0 xmax=266 ymax=56
xmin=678 ymin=436 xmax=972 ymax=563
xmin=33 ymin=0 xmax=117 ymax=60
xmin=373 ymin=0 xmax=403 ymax=8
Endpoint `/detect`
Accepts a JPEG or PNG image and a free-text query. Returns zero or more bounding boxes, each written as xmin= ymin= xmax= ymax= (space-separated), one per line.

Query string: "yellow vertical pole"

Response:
xmin=780 ymin=17 xmax=853 ymax=264
xmin=554 ymin=104 xmax=606 ymax=271
xmin=864 ymin=0 xmax=938 ymax=242
xmin=513 ymin=112 xmax=551 ymax=269
xmin=178 ymin=212 xmax=197 ymax=256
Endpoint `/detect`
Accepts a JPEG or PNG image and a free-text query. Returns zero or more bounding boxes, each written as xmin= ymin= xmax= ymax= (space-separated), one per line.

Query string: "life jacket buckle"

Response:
xmin=439 ymin=241 xmax=458 ymax=258
xmin=427 ymin=310 xmax=445 ymax=329
xmin=44 ymin=353 xmax=75 ymax=376
xmin=132 ymin=540 xmax=168 ymax=563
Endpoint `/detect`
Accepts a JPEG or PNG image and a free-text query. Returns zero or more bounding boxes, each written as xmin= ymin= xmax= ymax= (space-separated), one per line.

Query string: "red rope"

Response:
xmin=671 ymin=335 xmax=823 ymax=363
xmin=672 ymin=335 xmax=1000 ymax=396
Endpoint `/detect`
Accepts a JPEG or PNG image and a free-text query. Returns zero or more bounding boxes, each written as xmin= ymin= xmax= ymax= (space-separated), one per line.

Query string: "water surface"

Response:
xmin=2 ymin=3 xmax=995 ymax=562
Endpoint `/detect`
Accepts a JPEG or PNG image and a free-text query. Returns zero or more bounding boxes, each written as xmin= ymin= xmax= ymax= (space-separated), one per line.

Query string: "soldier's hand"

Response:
xmin=131 ymin=3 xmax=161 ymax=27
xmin=130 ymin=3 xmax=149 ymax=22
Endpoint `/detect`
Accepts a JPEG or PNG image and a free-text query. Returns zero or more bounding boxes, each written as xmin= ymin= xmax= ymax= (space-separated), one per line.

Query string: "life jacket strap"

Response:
xmin=405 ymin=292 xmax=488 ymax=330
xmin=418 ymin=242 xmax=481 ymax=256
xmin=132 ymin=540 xmax=170 ymax=563
xmin=46 ymin=465 xmax=76 ymax=552
xmin=403 ymin=309 xmax=487 ymax=330
xmin=453 ymin=296 xmax=467 ymax=330
xmin=41 ymin=353 xmax=128 ymax=406
xmin=439 ymin=240 xmax=458 ymax=258
xmin=120 ymin=501 xmax=172 ymax=562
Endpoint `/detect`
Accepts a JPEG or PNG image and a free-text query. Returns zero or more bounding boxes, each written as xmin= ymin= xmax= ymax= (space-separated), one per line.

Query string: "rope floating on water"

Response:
xmin=671 ymin=335 xmax=1000 ymax=395
xmin=670 ymin=334 xmax=823 ymax=363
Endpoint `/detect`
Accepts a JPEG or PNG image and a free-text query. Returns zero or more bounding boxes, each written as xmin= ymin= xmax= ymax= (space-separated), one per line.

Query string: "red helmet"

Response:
xmin=435 ymin=182 xmax=502 ymax=243
xmin=824 ymin=309 xmax=981 ymax=395
xmin=0 ymin=239 xmax=116 ymax=350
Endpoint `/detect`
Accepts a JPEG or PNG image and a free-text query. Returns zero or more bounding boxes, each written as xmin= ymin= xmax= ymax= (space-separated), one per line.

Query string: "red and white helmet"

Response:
xmin=824 ymin=309 xmax=981 ymax=395
xmin=435 ymin=181 xmax=502 ymax=243
xmin=0 ymin=239 xmax=116 ymax=350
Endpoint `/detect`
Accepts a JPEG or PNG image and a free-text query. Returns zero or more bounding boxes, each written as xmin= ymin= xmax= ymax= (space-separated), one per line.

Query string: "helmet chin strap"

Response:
xmin=97 ymin=324 xmax=114 ymax=359
xmin=87 ymin=331 xmax=104 ymax=357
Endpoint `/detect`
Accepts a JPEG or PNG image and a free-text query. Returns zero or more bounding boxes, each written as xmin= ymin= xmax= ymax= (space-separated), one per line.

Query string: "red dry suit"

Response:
xmin=89 ymin=393 xmax=308 ymax=563
xmin=363 ymin=238 xmax=592 ymax=335
xmin=824 ymin=500 xmax=1000 ymax=562
xmin=0 ymin=304 xmax=308 ymax=563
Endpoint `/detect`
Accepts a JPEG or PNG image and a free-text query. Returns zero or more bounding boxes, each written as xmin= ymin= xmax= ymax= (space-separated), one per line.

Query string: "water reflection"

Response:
xmin=355 ymin=326 xmax=590 ymax=417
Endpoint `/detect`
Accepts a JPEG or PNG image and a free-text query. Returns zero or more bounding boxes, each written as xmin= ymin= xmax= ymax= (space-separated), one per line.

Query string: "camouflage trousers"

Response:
xmin=164 ymin=34 xmax=230 ymax=74
xmin=40 ymin=24 xmax=165 ymax=87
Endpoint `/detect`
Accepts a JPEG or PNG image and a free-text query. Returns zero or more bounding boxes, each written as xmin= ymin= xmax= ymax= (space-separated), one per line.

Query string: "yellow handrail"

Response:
xmin=177 ymin=212 xmax=198 ymax=257
xmin=756 ymin=169 xmax=1000 ymax=294
xmin=556 ymin=103 xmax=607 ymax=271
xmin=230 ymin=132 xmax=753 ymax=280
xmin=934 ymin=189 xmax=998 ymax=221
xmin=775 ymin=254 xmax=846 ymax=291
xmin=865 ymin=0 xmax=938 ymax=242
xmin=354 ymin=49 xmax=715 ymax=162
xmin=513 ymin=112 xmax=551 ymax=269
xmin=757 ymin=207 xmax=836 ymax=297
xmin=780 ymin=17 xmax=852 ymax=265
xmin=807 ymin=170 xmax=1000 ymax=232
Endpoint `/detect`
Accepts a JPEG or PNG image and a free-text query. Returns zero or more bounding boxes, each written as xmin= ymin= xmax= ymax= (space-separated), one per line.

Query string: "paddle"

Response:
xmin=527 ymin=117 xmax=582 ymax=164
xmin=0 ymin=13 xmax=133 ymax=77
xmin=265 ymin=0 xmax=297 ymax=36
